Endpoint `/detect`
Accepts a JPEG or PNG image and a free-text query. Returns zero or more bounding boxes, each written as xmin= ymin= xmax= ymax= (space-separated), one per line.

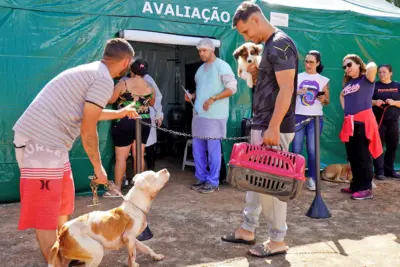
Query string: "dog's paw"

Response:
xmin=152 ymin=253 xmax=165 ymax=261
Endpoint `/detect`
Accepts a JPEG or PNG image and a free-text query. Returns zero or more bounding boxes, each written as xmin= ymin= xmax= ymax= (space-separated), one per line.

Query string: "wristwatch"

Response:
xmin=210 ymin=96 xmax=217 ymax=101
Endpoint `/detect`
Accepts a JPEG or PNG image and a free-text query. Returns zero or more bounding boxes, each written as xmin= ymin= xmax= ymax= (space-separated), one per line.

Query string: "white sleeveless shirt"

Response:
xmin=295 ymin=72 xmax=330 ymax=116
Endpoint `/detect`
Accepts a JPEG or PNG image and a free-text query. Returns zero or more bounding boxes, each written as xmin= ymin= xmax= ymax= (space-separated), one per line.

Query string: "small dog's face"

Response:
xmin=132 ymin=169 xmax=170 ymax=199
xmin=233 ymin=43 xmax=263 ymax=64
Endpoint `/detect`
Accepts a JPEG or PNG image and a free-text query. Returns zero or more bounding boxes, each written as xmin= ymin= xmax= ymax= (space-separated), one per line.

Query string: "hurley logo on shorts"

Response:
xmin=40 ymin=180 xmax=50 ymax=190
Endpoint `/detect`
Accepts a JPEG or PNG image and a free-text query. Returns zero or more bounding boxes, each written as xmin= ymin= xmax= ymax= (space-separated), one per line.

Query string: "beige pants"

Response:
xmin=241 ymin=129 xmax=295 ymax=242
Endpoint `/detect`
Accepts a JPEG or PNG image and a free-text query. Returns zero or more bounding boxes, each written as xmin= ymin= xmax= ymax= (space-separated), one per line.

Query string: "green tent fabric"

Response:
xmin=1 ymin=0 xmax=400 ymax=203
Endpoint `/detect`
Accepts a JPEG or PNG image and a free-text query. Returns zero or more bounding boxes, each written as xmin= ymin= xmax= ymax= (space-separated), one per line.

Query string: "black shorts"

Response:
xmin=112 ymin=117 xmax=151 ymax=147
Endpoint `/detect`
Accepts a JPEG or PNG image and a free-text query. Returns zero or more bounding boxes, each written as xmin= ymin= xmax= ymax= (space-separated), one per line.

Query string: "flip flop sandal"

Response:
xmin=103 ymin=191 xmax=121 ymax=198
xmin=221 ymin=232 xmax=256 ymax=245
xmin=248 ymin=244 xmax=288 ymax=258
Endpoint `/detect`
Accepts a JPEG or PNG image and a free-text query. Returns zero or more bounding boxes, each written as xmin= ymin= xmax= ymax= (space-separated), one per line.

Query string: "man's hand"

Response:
xmin=317 ymin=94 xmax=326 ymax=103
xmin=375 ymin=99 xmax=385 ymax=106
xmin=93 ymin=165 xmax=108 ymax=184
xmin=185 ymin=92 xmax=195 ymax=103
xmin=155 ymin=117 xmax=163 ymax=127
xmin=203 ymin=98 xmax=215 ymax=111
xmin=263 ymin=126 xmax=280 ymax=146
xmin=247 ymin=63 xmax=258 ymax=85
xmin=117 ymin=103 xmax=139 ymax=119
xmin=386 ymin=99 xmax=395 ymax=106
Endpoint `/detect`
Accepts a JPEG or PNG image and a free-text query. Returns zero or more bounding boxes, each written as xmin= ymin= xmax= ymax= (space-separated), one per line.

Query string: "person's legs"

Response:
xmin=35 ymin=229 xmax=61 ymax=264
xmin=247 ymin=132 xmax=294 ymax=257
xmin=373 ymin=123 xmax=386 ymax=177
xmin=383 ymin=120 xmax=399 ymax=177
xmin=222 ymin=130 xmax=263 ymax=243
xmin=140 ymin=144 xmax=146 ymax=172
xmin=15 ymin=136 xmax=69 ymax=266
xmin=192 ymin=138 xmax=209 ymax=183
xmin=200 ymin=140 xmax=221 ymax=189
xmin=145 ymin=144 xmax=156 ymax=171
xmin=346 ymin=124 xmax=373 ymax=194
xmin=113 ymin=145 xmax=131 ymax=192
xmin=292 ymin=115 xmax=306 ymax=156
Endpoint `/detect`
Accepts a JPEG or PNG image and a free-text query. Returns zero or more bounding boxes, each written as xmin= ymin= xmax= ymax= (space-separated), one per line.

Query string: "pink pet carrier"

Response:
xmin=228 ymin=142 xmax=306 ymax=202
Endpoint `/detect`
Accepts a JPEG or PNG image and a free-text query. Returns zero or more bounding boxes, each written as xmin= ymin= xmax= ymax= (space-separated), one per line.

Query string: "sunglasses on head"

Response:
xmin=343 ymin=62 xmax=353 ymax=70
xmin=305 ymin=60 xmax=315 ymax=64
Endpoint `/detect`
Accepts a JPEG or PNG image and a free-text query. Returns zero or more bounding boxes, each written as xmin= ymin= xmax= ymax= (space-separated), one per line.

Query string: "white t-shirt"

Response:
xmin=295 ymin=72 xmax=330 ymax=116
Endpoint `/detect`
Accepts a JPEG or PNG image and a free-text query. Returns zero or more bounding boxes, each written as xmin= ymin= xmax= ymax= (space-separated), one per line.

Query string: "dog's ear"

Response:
xmin=131 ymin=173 xmax=140 ymax=183
xmin=233 ymin=46 xmax=243 ymax=60
xmin=255 ymin=44 xmax=263 ymax=55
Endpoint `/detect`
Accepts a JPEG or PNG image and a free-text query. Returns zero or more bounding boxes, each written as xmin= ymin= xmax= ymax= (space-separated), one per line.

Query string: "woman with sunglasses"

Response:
xmin=372 ymin=64 xmax=400 ymax=180
xmin=292 ymin=50 xmax=330 ymax=191
xmin=339 ymin=54 xmax=382 ymax=200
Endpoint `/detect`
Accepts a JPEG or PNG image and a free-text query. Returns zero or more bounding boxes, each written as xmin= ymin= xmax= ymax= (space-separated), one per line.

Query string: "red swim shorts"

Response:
xmin=14 ymin=134 xmax=75 ymax=230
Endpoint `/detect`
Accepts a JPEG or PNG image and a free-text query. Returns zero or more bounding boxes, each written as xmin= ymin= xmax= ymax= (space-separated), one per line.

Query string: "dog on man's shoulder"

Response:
xmin=233 ymin=42 xmax=263 ymax=88
xmin=321 ymin=163 xmax=352 ymax=183
xmin=48 ymin=169 xmax=170 ymax=267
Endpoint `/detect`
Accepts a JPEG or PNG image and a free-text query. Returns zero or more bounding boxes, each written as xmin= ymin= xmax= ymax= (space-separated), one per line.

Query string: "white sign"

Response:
xmin=142 ymin=1 xmax=231 ymax=24
xmin=270 ymin=12 xmax=289 ymax=27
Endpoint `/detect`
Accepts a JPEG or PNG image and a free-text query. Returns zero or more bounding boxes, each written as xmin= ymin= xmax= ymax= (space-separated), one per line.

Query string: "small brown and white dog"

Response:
xmin=48 ymin=169 xmax=170 ymax=267
xmin=321 ymin=163 xmax=352 ymax=183
xmin=233 ymin=42 xmax=263 ymax=88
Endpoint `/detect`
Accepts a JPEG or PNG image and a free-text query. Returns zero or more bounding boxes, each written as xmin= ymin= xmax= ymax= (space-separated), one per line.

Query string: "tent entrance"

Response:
xmin=121 ymin=31 xmax=221 ymax=170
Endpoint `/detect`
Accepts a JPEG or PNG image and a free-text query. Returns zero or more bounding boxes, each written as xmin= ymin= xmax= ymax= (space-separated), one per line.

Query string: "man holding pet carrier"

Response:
xmin=221 ymin=1 xmax=298 ymax=257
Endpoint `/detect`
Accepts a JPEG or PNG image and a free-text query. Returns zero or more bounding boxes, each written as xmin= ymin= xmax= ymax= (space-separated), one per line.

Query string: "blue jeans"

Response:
xmin=292 ymin=115 xmax=323 ymax=181
xmin=192 ymin=138 xmax=221 ymax=187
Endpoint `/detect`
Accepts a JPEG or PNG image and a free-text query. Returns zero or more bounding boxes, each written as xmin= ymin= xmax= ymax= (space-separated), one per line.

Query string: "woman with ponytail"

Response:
xmin=292 ymin=50 xmax=330 ymax=191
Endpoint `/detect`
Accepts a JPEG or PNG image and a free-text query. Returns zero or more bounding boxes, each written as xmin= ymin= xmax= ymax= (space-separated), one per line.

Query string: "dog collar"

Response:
xmin=124 ymin=199 xmax=148 ymax=215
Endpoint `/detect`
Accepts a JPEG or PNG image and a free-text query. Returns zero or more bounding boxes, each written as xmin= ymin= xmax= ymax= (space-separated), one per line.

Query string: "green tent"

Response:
xmin=1 ymin=0 xmax=400 ymax=203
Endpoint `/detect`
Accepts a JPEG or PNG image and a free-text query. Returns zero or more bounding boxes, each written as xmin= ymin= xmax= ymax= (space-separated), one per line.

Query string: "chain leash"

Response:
xmin=87 ymin=117 xmax=314 ymax=205
xmin=139 ymin=117 xmax=313 ymax=141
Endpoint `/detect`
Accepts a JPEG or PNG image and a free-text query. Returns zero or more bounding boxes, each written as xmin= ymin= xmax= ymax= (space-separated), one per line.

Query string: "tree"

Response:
xmin=386 ymin=0 xmax=400 ymax=8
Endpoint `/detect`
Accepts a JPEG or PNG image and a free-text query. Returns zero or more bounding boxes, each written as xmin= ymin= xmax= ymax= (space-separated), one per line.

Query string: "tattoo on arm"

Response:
xmin=81 ymin=131 xmax=101 ymax=170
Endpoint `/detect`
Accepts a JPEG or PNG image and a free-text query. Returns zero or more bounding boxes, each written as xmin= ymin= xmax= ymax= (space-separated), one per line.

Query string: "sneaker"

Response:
xmin=198 ymin=183 xmax=219 ymax=194
xmin=191 ymin=180 xmax=205 ymax=191
xmin=304 ymin=178 xmax=316 ymax=191
xmin=341 ymin=187 xmax=353 ymax=194
xmin=375 ymin=175 xmax=386 ymax=180
xmin=351 ymin=189 xmax=373 ymax=200
xmin=385 ymin=173 xmax=400 ymax=179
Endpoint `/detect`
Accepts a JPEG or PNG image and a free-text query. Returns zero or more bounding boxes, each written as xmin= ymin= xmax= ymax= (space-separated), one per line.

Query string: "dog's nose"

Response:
xmin=247 ymin=59 xmax=252 ymax=63
xmin=159 ymin=168 xmax=170 ymax=177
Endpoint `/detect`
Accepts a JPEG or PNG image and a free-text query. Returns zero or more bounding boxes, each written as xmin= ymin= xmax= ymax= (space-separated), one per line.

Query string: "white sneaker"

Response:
xmin=305 ymin=178 xmax=316 ymax=191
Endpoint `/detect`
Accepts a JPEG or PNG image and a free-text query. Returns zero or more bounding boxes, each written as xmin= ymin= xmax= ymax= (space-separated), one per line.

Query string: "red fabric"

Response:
xmin=18 ymin=164 xmax=75 ymax=230
xmin=339 ymin=109 xmax=383 ymax=159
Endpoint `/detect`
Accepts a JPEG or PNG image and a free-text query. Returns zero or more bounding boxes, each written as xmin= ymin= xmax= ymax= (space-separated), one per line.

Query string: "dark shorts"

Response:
xmin=112 ymin=117 xmax=151 ymax=147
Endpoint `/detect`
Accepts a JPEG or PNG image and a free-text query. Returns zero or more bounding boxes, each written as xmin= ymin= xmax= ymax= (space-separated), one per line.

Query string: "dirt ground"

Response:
xmin=0 ymin=157 xmax=399 ymax=267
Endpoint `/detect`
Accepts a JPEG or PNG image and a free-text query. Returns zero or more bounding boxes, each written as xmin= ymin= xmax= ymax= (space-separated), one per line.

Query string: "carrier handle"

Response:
xmin=243 ymin=145 xmax=296 ymax=172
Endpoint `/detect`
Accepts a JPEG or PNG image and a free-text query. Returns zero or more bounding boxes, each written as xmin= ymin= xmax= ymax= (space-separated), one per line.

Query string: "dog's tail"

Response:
xmin=47 ymin=239 xmax=60 ymax=267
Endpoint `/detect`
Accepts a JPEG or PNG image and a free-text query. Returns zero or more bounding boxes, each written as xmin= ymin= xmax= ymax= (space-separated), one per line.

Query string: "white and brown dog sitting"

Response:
xmin=48 ymin=169 xmax=170 ymax=267
xmin=233 ymin=42 xmax=263 ymax=88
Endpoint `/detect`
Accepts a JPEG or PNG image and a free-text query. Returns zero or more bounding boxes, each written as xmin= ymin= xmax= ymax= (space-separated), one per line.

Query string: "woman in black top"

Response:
xmin=372 ymin=64 xmax=400 ymax=180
